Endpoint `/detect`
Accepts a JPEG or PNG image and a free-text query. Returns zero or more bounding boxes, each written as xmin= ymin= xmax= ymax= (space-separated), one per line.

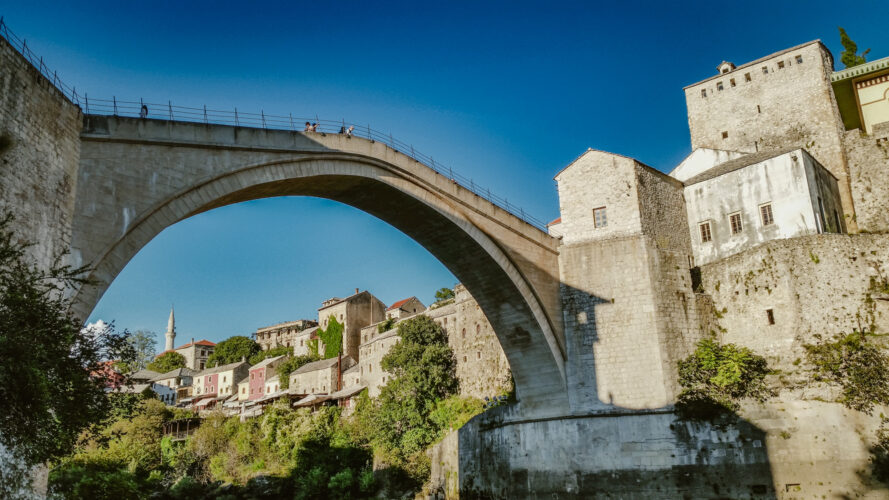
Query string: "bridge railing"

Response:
xmin=0 ymin=18 xmax=549 ymax=231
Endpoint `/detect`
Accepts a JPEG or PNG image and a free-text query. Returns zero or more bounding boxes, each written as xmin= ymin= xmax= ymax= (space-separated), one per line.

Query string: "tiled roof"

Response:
xmin=387 ymin=297 xmax=415 ymax=311
xmin=684 ymin=147 xmax=801 ymax=185
xmin=250 ymin=355 xmax=286 ymax=371
xmin=196 ymin=360 xmax=249 ymax=376
xmin=130 ymin=369 xmax=161 ymax=380
xmin=292 ymin=356 xmax=356 ymax=375
xmin=151 ymin=367 xmax=196 ymax=381
xmin=176 ymin=339 xmax=216 ymax=349
xmin=547 ymin=217 xmax=561 ymax=226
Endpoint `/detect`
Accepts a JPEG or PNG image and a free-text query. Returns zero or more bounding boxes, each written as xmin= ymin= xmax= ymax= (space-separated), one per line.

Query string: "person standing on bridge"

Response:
xmin=139 ymin=104 xmax=148 ymax=119
xmin=311 ymin=122 xmax=319 ymax=132
xmin=304 ymin=121 xmax=311 ymax=132
xmin=346 ymin=125 xmax=354 ymax=137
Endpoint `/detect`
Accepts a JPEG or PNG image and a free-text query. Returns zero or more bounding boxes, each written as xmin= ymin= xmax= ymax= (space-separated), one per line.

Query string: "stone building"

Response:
xmin=247 ymin=355 xmax=286 ymax=400
xmin=193 ymin=359 xmax=250 ymax=399
xmin=254 ymin=319 xmax=317 ymax=351
xmin=385 ymin=296 xmax=425 ymax=319
xmin=291 ymin=326 xmax=319 ymax=357
xmin=678 ymin=147 xmax=845 ymax=265
xmin=150 ymin=367 xmax=196 ymax=404
xmin=289 ymin=356 xmax=356 ymax=395
xmin=174 ymin=338 xmax=216 ymax=371
xmin=316 ymin=289 xmax=386 ymax=361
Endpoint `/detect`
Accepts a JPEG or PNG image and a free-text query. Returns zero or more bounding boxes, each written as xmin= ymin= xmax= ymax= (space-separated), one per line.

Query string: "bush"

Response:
xmin=805 ymin=332 xmax=889 ymax=414
xmin=873 ymin=419 xmax=889 ymax=484
xmin=675 ymin=339 xmax=771 ymax=419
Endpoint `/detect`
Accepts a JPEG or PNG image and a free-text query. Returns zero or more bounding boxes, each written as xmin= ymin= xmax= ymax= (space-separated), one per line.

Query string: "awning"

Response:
xmin=194 ymin=398 xmax=213 ymax=408
xmin=293 ymin=394 xmax=331 ymax=408
xmin=329 ymin=385 xmax=366 ymax=401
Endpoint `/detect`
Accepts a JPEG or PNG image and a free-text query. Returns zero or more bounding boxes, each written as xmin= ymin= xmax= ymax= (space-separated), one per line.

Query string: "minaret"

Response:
xmin=164 ymin=306 xmax=176 ymax=351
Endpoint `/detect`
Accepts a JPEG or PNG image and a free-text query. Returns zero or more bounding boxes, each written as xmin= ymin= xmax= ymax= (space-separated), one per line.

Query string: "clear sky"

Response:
xmin=3 ymin=1 xmax=887 ymax=349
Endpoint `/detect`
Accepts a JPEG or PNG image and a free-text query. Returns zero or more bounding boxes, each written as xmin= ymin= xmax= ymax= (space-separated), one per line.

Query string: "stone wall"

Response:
xmin=845 ymin=122 xmax=889 ymax=232
xmin=684 ymin=41 xmax=855 ymax=227
xmin=698 ymin=233 xmax=889 ymax=372
xmin=428 ymin=400 xmax=888 ymax=499
xmin=0 ymin=36 xmax=82 ymax=271
xmin=356 ymin=330 xmax=399 ymax=397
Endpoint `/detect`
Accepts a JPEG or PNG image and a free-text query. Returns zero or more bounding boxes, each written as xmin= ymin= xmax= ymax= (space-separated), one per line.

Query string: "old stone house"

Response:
xmin=385 ymin=296 xmax=425 ymax=319
xmin=316 ymin=289 xmax=386 ymax=360
xmin=248 ymin=355 xmax=286 ymax=400
xmin=289 ymin=356 xmax=356 ymax=395
xmin=254 ymin=319 xmax=317 ymax=351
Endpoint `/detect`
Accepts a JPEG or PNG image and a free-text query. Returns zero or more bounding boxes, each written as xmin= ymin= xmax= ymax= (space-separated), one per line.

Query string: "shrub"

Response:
xmin=805 ymin=332 xmax=889 ymax=414
xmin=675 ymin=339 xmax=771 ymax=419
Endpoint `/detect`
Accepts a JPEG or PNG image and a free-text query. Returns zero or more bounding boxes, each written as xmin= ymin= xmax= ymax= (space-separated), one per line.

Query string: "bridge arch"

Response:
xmin=72 ymin=116 xmax=567 ymax=413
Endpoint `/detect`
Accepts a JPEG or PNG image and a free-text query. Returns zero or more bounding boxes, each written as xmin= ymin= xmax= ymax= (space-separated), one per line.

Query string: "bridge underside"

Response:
xmin=71 ymin=116 xmax=567 ymax=414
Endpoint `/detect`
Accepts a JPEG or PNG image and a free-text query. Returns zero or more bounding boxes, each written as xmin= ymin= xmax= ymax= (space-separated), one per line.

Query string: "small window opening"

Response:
xmin=762 ymin=66 xmax=769 ymax=74
xmin=766 ymin=309 xmax=775 ymax=325
xmin=744 ymin=72 xmax=752 ymax=82
xmin=717 ymin=81 xmax=724 ymax=91
xmin=760 ymin=204 xmax=774 ymax=226
xmin=593 ymin=207 xmax=607 ymax=228
xmin=795 ymin=55 xmax=803 ymax=64
xmin=477 ymin=352 xmax=481 ymax=359
xmin=701 ymin=89 xmax=707 ymax=98
xmin=730 ymin=78 xmax=736 ymax=87
xmin=757 ymin=104 xmax=761 ymax=113
xmin=699 ymin=222 xmax=712 ymax=243
xmin=777 ymin=61 xmax=785 ymax=69
xmin=730 ymin=213 xmax=743 ymax=234
xmin=721 ymin=131 xmax=728 ymax=139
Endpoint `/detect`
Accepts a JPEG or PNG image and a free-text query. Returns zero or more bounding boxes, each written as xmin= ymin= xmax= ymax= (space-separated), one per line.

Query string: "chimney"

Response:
xmin=355 ymin=288 xmax=359 ymax=295
xmin=337 ymin=350 xmax=343 ymax=391
xmin=191 ymin=337 xmax=194 ymax=346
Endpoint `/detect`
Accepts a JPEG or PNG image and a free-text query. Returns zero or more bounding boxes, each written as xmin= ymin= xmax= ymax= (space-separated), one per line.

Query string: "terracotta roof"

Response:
xmin=547 ymin=217 xmax=561 ymax=226
xmin=387 ymin=297 xmax=415 ymax=311
xmin=175 ymin=339 xmax=216 ymax=349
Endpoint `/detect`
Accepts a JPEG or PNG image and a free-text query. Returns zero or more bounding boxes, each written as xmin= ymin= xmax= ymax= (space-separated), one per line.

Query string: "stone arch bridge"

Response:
xmin=73 ymin=116 xmax=566 ymax=413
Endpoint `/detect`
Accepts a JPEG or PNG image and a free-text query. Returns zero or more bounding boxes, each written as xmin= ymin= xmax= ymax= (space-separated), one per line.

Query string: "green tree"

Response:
xmin=434 ymin=287 xmax=454 ymax=303
xmin=249 ymin=345 xmax=291 ymax=364
xmin=675 ymin=339 xmax=771 ymax=419
xmin=313 ymin=316 xmax=344 ymax=359
xmin=147 ymin=351 xmax=186 ymax=373
xmin=806 ymin=332 xmax=889 ymax=414
xmin=374 ymin=315 xmax=458 ymax=463
xmin=122 ymin=329 xmax=157 ymax=372
xmin=0 ymin=212 xmax=135 ymax=470
xmin=839 ymin=27 xmax=870 ymax=68
xmin=205 ymin=335 xmax=259 ymax=368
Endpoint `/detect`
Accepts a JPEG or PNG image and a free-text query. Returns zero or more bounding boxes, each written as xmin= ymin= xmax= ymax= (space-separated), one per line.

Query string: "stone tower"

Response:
xmin=164 ymin=307 xmax=176 ymax=352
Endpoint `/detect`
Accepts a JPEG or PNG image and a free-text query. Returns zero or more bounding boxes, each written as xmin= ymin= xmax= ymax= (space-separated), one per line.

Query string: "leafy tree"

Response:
xmin=122 ymin=329 xmax=157 ymax=372
xmin=147 ymin=351 xmax=186 ymax=373
xmin=372 ymin=315 xmax=458 ymax=473
xmin=0 ymin=212 xmax=134 ymax=468
xmin=205 ymin=335 xmax=259 ymax=368
xmin=377 ymin=317 xmax=396 ymax=333
xmin=278 ymin=354 xmax=321 ymax=389
xmin=249 ymin=345 xmax=291 ymax=365
xmin=434 ymin=287 xmax=454 ymax=303
xmin=675 ymin=339 xmax=771 ymax=419
xmin=805 ymin=332 xmax=889 ymax=414
xmin=839 ymin=27 xmax=870 ymax=68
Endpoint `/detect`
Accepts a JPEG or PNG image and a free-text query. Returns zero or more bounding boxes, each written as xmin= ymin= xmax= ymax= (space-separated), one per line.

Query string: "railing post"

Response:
xmin=261 ymin=110 xmax=266 ymax=129
xmin=289 ymin=113 xmax=294 ymax=131
xmin=410 ymin=145 xmax=415 ymax=159
xmin=168 ymin=100 xmax=173 ymax=120
xmin=204 ymin=105 xmax=208 ymax=124
xmin=113 ymin=96 xmax=118 ymax=115
xmin=234 ymin=108 xmax=239 ymax=127
xmin=84 ymin=93 xmax=89 ymax=114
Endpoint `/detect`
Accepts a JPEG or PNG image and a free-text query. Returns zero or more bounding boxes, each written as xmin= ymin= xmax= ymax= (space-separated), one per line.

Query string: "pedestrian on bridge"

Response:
xmin=304 ymin=121 xmax=311 ymax=132
xmin=139 ymin=104 xmax=148 ymax=119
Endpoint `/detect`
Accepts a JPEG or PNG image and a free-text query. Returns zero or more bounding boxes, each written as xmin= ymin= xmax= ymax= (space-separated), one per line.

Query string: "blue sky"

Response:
xmin=3 ymin=1 xmax=887 ymax=349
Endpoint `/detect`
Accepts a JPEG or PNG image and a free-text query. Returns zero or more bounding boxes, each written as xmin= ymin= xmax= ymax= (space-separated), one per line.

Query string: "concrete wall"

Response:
xmin=0 ymin=36 xmax=82 ymax=271
xmin=428 ymin=401 xmax=889 ymax=499
xmin=698 ymin=233 xmax=889 ymax=372
xmin=684 ymin=149 xmax=843 ymax=266
xmin=846 ymin=122 xmax=889 ymax=232
xmin=684 ymin=42 xmax=855 ymax=228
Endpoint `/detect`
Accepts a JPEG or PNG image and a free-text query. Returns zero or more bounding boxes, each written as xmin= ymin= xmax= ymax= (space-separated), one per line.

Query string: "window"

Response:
xmin=766 ymin=309 xmax=775 ymax=325
xmin=250 ymin=373 xmax=254 ymax=380
xmin=699 ymin=222 xmax=712 ymax=243
xmin=477 ymin=352 xmax=481 ymax=359
xmin=730 ymin=213 xmax=743 ymax=234
xmin=721 ymin=131 xmax=728 ymax=139
xmin=701 ymin=89 xmax=707 ymax=98
xmin=760 ymin=204 xmax=774 ymax=226
xmin=795 ymin=55 xmax=803 ymax=64
xmin=717 ymin=81 xmax=724 ymax=91
xmin=463 ymin=355 xmax=467 ymax=362
xmin=777 ymin=61 xmax=785 ymax=69
xmin=744 ymin=72 xmax=752 ymax=82
xmin=757 ymin=104 xmax=761 ymax=114
xmin=762 ymin=66 xmax=769 ymax=74
xmin=593 ymin=207 xmax=607 ymax=228
xmin=476 ymin=324 xmax=481 ymax=335
xmin=462 ymin=328 xmax=466 ymax=338
xmin=730 ymin=78 xmax=736 ymax=87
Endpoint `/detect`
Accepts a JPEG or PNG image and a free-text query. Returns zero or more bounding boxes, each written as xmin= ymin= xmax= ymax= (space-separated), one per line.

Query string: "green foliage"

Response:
xmin=147 ymin=350 xmax=186 ymax=373
xmin=377 ymin=317 xmax=396 ymax=333
xmin=429 ymin=395 xmax=484 ymax=432
xmin=434 ymin=287 xmax=454 ymax=303
xmin=805 ymin=332 xmax=889 ymax=414
xmin=839 ymin=27 xmax=870 ymax=68
xmin=119 ymin=330 xmax=157 ymax=373
xmin=0 ymin=212 xmax=135 ymax=468
xmin=317 ymin=316 xmax=344 ymax=359
xmin=277 ymin=354 xmax=321 ymax=390
xmin=676 ymin=339 xmax=771 ymax=419
xmin=249 ymin=345 xmax=291 ymax=365
xmin=873 ymin=418 xmax=889 ymax=483
xmin=205 ymin=335 xmax=259 ymax=368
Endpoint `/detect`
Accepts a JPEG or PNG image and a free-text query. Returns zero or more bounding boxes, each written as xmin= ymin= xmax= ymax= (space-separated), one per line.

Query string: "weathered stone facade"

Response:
xmin=289 ymin=356 xmax=355 ymax=395
xmin=254 ymin=319 xmax=316 ymax=351
xmin=845 ymin=122 xmax=889 ymax=232
xmin=0 ymin=36 xmax=82 ymax=270
xmin=317 ymin=290 xmax=386 ymax=361
xmin=684 ymin=41 xmax=855 ymax=228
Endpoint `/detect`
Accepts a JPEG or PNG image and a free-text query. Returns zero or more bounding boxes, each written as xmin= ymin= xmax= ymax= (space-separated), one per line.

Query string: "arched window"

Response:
xmin=476 ymin=324 xmax=480 ymax=335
